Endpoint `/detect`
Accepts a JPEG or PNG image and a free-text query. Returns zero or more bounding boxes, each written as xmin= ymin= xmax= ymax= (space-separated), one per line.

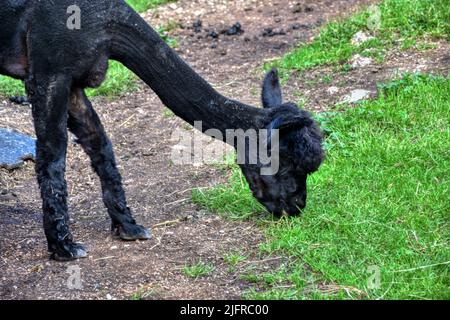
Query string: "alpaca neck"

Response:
xmin=110 ymin=8 xmax=268 ymax=138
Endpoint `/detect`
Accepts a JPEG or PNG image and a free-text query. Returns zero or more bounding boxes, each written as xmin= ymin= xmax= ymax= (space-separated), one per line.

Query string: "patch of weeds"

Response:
xmin=163 ymin=107 xmax=175 ymax=118
xmin=417 ymin=42 xmax=438 ymax=51
xmin=156 ymin=25 xmax=179 ymax=48
xmin=304 ymin=78 xmax=319 ymax=87
xmin=323 ymin=74 xmax=333 ymax=84
xmin=182 ymin=261 xmax=215 ymax=279
xmin=130 ymin=288 xmax=158 ymax=300
xmin=340 ymin=64 xmax=352 ymax=73
xmin=292 ymin=92 xmax=307 ymax=109
xmin=126 ymin=0 xmax=176 ymax=13
xmin=401 ymin=38 xmax=417 ymax=51
xmin=224 ymin=252 xmax=247 ymax=266
xmin=0 ymin=76 xmax=25 ymax=97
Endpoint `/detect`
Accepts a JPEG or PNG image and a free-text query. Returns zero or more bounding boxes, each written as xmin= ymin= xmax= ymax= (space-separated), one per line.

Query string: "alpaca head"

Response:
xmin=239 ymin=69 xmax=325 ymax=217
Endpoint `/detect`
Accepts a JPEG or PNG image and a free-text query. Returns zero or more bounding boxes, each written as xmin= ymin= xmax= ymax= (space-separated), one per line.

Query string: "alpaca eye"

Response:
xmin=285 ymin=182 xmax=297 ymax=193
xmin=281 ymin=176 xmax=297 ymax=193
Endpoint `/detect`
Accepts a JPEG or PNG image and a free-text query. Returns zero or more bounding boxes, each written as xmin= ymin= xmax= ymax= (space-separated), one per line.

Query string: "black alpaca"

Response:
xmin=0 ymin=0 xmax=324 ymax=261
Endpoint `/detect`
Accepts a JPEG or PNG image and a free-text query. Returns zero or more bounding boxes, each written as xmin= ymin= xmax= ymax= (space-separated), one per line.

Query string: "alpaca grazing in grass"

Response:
xmin=0 ymin=0 xmax=324 ymax=260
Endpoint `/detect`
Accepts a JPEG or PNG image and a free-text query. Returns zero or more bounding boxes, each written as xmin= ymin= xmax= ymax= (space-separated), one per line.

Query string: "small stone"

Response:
xmin=341 ymin=89 xmax=372 ymax=103
xmin=350 ymin=54 xmax=373 ymax=68
xmin=193 ymin=19 xmax=202 ymax=33
xmin=292 ymin=3 xmax=302 ymax=13
xmin=351 ymin=31 xmax=375 ymax=46
xmin=142 ymin=149 xmax=154 ymax=156
xmin=291 ymin=4 xmax=314 ymax=13
xmin=194 ymin=9 xmax=205 ymax=16
xmin=207 ymin=31 xmax=219 ymax=39
xmin=222 ymin=22 xmax=244 ymax=36
xmin=262 ymin=28 xmax=286 ymax=37
xmin=106 ymin=294 xmax=113 ymax=300
xmin=293 ymin=23 xmax=311 ymax=30
xmin=327 ymin=86 xmax=339 ymax=95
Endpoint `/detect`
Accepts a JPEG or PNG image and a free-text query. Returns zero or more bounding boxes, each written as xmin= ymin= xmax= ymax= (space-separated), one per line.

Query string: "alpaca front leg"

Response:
xmin=27 ymin=75 xmax=87 ymax=261
xmin=68 ymin=88 xmax=151 ymax=241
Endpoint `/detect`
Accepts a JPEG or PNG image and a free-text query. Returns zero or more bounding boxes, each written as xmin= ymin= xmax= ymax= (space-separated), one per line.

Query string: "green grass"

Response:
xmin=0 ymin=77 xmax=25 ymax=97
xmin=130 ymin=288 xmax=158 ymax=300
xmin=156 ymin=24 xmax=179 ymax=48
xmin=126 ymin=0 xmax=175 ymax=13
xmin=162 ymin=107 xmax=175 ymax=118
xmin=192 ymin=166 xmax=266 ymax=220
xmin=192 ymin=74 xmax=450 ymax=299
xmin=272 ymin=0 xmax=449 ymax=73
xmin=224 ymin=251 xmax=248 ymax=266
xmin=86 ymin=61 xmax=139 ymax=98
xmin=182 ymin=261 xmax=215 ymax=279
xmin=0 ymin=0 xmax=177 ymax=99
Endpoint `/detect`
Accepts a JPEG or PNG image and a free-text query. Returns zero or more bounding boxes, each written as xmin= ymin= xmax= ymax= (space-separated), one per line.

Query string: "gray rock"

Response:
xmin=327 ymin=86 xmax=339 ymax=95
xmin=351 ymin=31 xmax=375 ymax=46
xmin=351 ymin=54 xmax=373 ymax=68
xmin=341 ymin=89 xmax=372 ymax=104
xmin=0 ymin=128 xmax=36 ymax=170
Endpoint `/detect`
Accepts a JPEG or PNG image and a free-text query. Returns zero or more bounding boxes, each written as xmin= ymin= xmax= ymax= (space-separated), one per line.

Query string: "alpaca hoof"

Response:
xmin=50 ymin=242 xmax=88 ymax=261
xmin=9 ymin=96 xmax=29 ymax=105
xmin=117 ymin=223 xmax=152 ymax=241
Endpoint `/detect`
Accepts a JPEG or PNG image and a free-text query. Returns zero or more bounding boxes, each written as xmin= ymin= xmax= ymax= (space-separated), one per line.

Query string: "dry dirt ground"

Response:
xmin=0 ymin=0 xmax=449 ymax=300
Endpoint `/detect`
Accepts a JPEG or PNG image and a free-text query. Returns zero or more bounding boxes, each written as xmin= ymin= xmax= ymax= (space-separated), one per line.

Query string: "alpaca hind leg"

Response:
xmin=67 ymin=88 xmax=151 ymax=241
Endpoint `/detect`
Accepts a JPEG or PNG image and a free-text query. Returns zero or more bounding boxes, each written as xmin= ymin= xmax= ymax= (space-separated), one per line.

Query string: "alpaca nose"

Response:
xmin=295 ymin=195 xmax=307 ymax=209
xmin=296 ymin=200 xmax=305 ymax=209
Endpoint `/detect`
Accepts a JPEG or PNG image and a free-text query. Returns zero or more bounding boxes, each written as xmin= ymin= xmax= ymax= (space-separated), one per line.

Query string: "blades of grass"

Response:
xmin=193 ymin=74 xmax=450 ymax=299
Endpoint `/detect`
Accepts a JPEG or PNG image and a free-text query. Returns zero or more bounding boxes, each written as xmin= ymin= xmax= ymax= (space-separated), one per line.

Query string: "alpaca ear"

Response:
xmin=262 ymin=68 xmax=282 ymax=108
xmin=271 ymin=116 xmax=313 ymax=133
xmin=267 ymin=116 xmax=313 ymax=147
